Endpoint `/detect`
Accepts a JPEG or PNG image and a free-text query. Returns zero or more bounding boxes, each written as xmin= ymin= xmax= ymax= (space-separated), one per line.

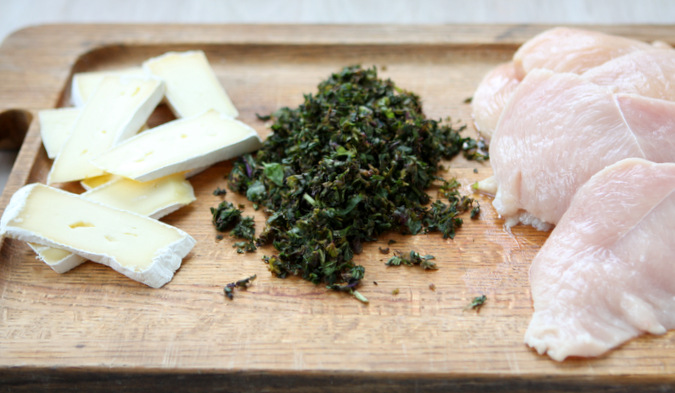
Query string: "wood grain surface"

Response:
xmin=1 ymin=24 xmax=674 ymax=392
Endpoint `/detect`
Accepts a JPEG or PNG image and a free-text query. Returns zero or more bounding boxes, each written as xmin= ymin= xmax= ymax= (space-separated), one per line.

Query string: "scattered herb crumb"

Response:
xmin=210 ymin=201 xmax=257 ymax=253
xmin=392 ymin=288 xmax=400 ymax=295
xmin=378 ymin=247 xmax=390 ymax=254
xmin=429 ymin=283 xmax=436 ymax=291
xmin=373 ymin=281 xmax=378 ymax=286
xmin=256 ymin=113 xmax=272 ymax=121
xmin=465 ymin=294 xmax=487 ymax=312
xmin=386 ymin=250 xmax=438 ymax=270
xmin=473 ymin=168 xmax=478 ymax=174
xmin=463 ymin=96 xmax=473 ymax=104
xmin=388 ymin=240 xmax=397 ymax=245
xmin=210 ymin=201 xmax=242 ymax=232
xmin=213 ymin=187 xmax=227 ymax=196
xmin=224 ymin=274 xmax=257 ymax=300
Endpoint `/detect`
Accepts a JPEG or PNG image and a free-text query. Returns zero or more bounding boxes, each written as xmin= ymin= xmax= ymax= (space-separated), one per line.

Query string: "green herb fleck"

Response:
xmin=224 ymin=274 xmax=257 ymax=300
xmin=210 ymin=201 xmax=242 ymax=232
xmin=465 ymin=294 xmax=487 ymax=312
xmin=392 ymin=288 xmax=400 ymax=295
xmin=385 ymin=250 xmax=438 ymax=270
xmin=213 ymin=187 xmax=227 ymax=196
xmin=211 ymin=202 xmax=257 ymax=252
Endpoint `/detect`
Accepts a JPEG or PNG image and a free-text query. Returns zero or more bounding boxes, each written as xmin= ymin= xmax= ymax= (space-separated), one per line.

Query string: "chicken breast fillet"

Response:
xmin=471 ymin=62 xmax=520 ymax=142
xmin=471 ymin=27 xmax=660 ymax=142
xmin=525 ymin=158 xmax=675 ymax=361
xmin=489 ymin=69 xmax=675 ymax=228
xmin=513 ymin=27 xmax=652 ymax=79
xmin=582 ymin=49 xmax=675 ymax=101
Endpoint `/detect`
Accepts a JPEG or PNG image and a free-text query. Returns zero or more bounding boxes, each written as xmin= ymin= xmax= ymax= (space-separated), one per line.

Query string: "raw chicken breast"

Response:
xmin=489 ymin=69 xmax=675 ymax=228
xmin=471 ymin=62 xmax=520 ymax=142
xmin=513 ymin=27 xmax=652 ymax=79
xmin=471 ymin=28 xmax=659 ymax=142
xmin=525 ymin=158 xmax=675 ymax=361
xmin=582 ymin=49 xmax=675 ymax=101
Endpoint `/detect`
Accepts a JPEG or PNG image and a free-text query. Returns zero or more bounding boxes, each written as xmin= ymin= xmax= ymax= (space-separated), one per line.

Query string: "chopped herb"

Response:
xmin=385 ymin=250 xmax=438 ymax=270
xmin=213 ymin=187 xmax=227 ymax=196
xmin=224 ymin=274 xmax=257 ymax=300
xmin=473 ymin=168 xmax=478 ymax=174
xmin=465 ymin=294 xmax=487 ymax=312
xmin=463 ymin=96 xmax=473 ymax=104
xmin=256 ymin=113 xmax=272 ymax=121
xmin=210 ymin=201 xmax=242 ymax=232
xmin=211 ymin=202 xmax=257 ymax=252
xmin=392 ymin=288 xmax=400 ymax=295
xmin=233 ymin=240 xmax=257 ymax=254
xmin=373 ymin=281 xmax=378 ymax=286
xmin=232 ymin=216 xmax=255 ymax=239
xmin=461 ymin=137 xmax=489 ymax=161
xmin=429 ymin=283 xmax=436 ymax=291
xmin=225 ymin=65 xmax=483 ymax=298
xmin=378 ymin=247 xmax=390 ymax=254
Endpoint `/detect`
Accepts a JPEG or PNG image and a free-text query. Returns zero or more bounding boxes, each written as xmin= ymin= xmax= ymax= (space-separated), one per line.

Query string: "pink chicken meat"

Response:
xmin=525 ymin=158 xmax=675 ymax=361
xmin=471 ymin=27 xmax=663 ymax=141
xmin=489 ymin=68 xmax=675 ymax=229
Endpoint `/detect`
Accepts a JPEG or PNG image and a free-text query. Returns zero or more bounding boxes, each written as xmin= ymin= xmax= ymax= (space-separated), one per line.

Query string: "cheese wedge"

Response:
xmin=92 ymin=109 xmax=262 ymax=182
xmin=80 ymin=173 xmax=118 ymax=190
xmin=48 ymin=75 xmax=164 ymax=184
xmin=38 ymin=107 xmax=81 ymax=159
xmin=39 ymin=108 xmax=149 ymax=161
xmin=143 ymin=51 xmax=238 ymax=118
xmin=1 ymin=183 xmax=195 ymax=288
xmin=30 ymin=174 xmax=196 ymax=273
xmin=71 ymin=67 xmax=147 ymax=107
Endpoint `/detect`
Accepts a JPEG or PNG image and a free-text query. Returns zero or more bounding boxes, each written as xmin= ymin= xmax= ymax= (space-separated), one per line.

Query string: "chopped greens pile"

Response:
xmin=221 ymin=65 xmax=485 ymax=298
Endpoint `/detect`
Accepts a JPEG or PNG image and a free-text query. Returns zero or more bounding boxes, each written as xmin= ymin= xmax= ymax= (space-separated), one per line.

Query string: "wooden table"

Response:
xmin=1 ymin=24 xmax=674 ymax=392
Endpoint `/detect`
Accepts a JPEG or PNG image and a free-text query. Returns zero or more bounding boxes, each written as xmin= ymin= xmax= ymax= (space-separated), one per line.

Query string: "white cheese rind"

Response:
xmin=143 ymin=50 xmax=239 ymax=118
xmin=30 ymin=174 xmax=196 ymax=273
xmin=1 ymin=184 xmax=195 ymax=288
xmin=48 ymin=75 xmax=165 ymax=184
xmin=38 ymin=107 xmax=81 ymax=159
xmin=71 ymin=67 xmax=147 ymax=107
xmin=92 ymin=109 xmax=262 ymax=182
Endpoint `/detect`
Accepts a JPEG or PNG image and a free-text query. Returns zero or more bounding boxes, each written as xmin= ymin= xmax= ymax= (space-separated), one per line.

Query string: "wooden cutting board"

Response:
xmin=1 ymin=24 xmax=674 ymax=392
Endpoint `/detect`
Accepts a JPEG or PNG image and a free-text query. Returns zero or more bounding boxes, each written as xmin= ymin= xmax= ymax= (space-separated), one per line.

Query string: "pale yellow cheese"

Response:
xmin=80 ymin=173 xmax=118 ymax=190
xmin=1 ymin=183 xmax=195 ymax=288
xmin=71 ymin=67 xmax=147 ymax=107
xmin=143 ymin=51 xmax=238 ymax=118
xmin=39 ymin=107 xmax=150 ymax=163
xmin=92 ymin=109 xmax=262 ymax=182
xmin=30 ymin=174 xmax=196 ymax=273
xmin=38 ymin=107 xmax=80 ymax=159
xmin=48 ymin=75 xmax=164 ymax=184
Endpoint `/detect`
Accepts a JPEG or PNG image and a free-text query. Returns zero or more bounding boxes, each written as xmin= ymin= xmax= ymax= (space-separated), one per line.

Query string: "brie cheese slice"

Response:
xmin=48 ymin=75 xmax=164 ymax=184
xmin=92 ymin=109 xmax=262 ymax=182
xmin=1 ymin=183 xmax=195 ymax=288
xmin=71 ymin=67 xmax=147 ymax=107
xmin=143 ymin=50 xmax=238 ymax=118
xmin=31 ymin=174 xmax=195 ymax=273
xmin=38 ymin=107 xmax=81 ymax=159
